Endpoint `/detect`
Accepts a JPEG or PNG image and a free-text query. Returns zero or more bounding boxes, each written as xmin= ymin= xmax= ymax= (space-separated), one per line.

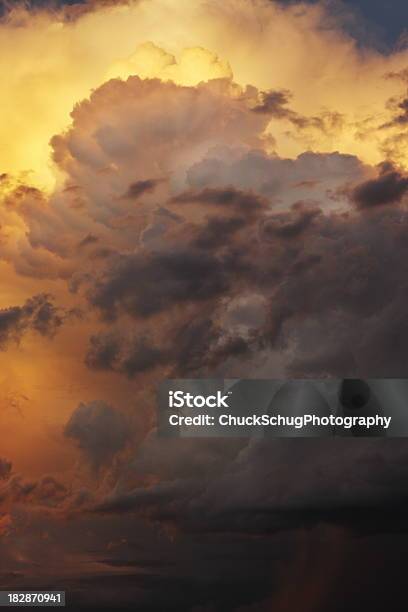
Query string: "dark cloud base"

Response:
xmin=3 ymin=508 xmax=408 ymax=611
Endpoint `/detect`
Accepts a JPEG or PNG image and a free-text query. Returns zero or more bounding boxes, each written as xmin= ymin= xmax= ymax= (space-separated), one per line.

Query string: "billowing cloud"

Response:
xmin=0 ymin=72 xmax=401 ymax=382
xmin=0 ymin=0 xmax=407 ymax=189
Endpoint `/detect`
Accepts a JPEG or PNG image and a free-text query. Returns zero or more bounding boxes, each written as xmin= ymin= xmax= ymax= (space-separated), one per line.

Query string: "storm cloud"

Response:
xmin=0 ymin=3 xmax=408 ymax=608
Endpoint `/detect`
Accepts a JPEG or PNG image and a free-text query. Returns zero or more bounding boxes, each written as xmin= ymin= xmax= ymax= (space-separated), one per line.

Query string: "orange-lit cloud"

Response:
xmin=0 ymin=0 xmax=407 ymax=192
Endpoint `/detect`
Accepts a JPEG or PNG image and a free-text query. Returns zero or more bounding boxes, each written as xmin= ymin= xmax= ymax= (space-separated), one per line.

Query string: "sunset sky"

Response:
xmin=0 ymin=0 xmax=408 ymax=609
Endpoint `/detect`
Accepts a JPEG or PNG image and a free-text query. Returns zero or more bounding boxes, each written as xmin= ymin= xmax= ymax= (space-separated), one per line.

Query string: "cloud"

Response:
xmin=385 ymin=95 xmax=408 ymax=127
xmin=64 ymin=400 xmax=130 ymax=470
xmin=106 ymin=42 xmax=233 ymax=86
xmin=251 ymin=88 xmax=292 ymax=116
xmin=351 ymin=162 xmax=408 ymax=208
xmin=50 ymin=77 xmax=267 ymax=203
xmin=87 ymin=250 xmax=233 ymax=320
xmin=187 ymin=149 xmax=365 ymax=205
xmin=68 ymin=161 xmax=404 ymax=384
xmin=0 ymin=460 xmax=12 ymax=482
xmin=92 ymin=479 xmax=194 ymax=514
xmin=260 ymin=201 xmax=320 ymax=239
xmin=250 ymin=87 xmax=344 ymax=136
xmin=193 ymin=215 xmax=246 ymax=249
xmin=2 ymin=72 xmax=406 ymax=386
xmin=90 ymin=431 xmax=408 ymax=543
xmin=78 ymin=233 xmax=99 ymax=248
xmin=85 ymin=332 xmax=164 ymax=377
xmin=1 ymin=3 xmax=408 ymax=607
xmin=121 ymin=179 xmax=163 ymax=200
xmin=0 ymin=76 xmax=269 ymax=282
xmin=0 ymin=294 xmax=68 ymax=349
xmin=0 ymin=0 xmax=406 ymax=189
xmin=0 ymin=514 xmax=12 ymax=537
xmin=1 ymin=475 xmax=68 ymax=508
xmin=256 ymin=204 xmax=408 ymax=378
xmin=132 ymin=430 xmax=244 ymax=480
xmin=84 ymin=318 xmax=252 ymax=378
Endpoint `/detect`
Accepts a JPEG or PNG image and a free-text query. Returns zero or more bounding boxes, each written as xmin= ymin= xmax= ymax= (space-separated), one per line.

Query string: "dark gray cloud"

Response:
xmin=78 ymin=233 xmax=99 ymax=248
xmin=93 ymin=479 xmax=195 ymax=515
xmin=193 ymin=215 xmax=246 ymax=249
xmin=351 ymin=162 xmax=408 ymax=208
xmin=90 ymin=432 xmax=408 ymax=543
xmin=251 ymin=88 xmax=292 ymax=116
xmin=84 ymin=332 xmax=121 ymax=371
xmin=384 ymin=95 xmax=408 ymax=127
xmin=87 ymin=249 xmax=234 ymax=320
xmin=64 ymin=400 xmax=130 ymax=470
xmin=260 ymin=201 xmax=320 ymax=240
xmin=171 ymin=187 xmax=264 ymax=215
xmin=0 ymin=294 xmax=69 ymax=349
xmin=122 ymin=179 xmax=162 ymax=200
xmin=82 ymin=172 xmax=408 ymax=381
xmin=259 ymin=204 xmax=408 ymax=377
xmin=250 ymin=87 xmax=344 ymax=134
xmin=85 ymin=332 xmax=164 ymax=377
xmin=84 ymin=317 xmax=251 ymax=379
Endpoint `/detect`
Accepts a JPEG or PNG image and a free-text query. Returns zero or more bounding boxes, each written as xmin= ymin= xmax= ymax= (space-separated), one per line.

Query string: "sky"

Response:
xmin=279 ymin=0 xmax=408 ymax=48
xmin=0 ymin=0 xmax=407 ymax=609
xmin=33 ymin=0 xmax=408 ymax=46
xmin=2 ymin=0 xmax=408 ymax=48
xmin=343 ymin=0 xmax=407 ymax=45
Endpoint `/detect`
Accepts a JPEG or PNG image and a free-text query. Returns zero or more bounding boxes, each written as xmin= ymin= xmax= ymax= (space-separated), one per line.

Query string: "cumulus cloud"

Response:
xmin=50 ymin=77 xmax=267 ymax=204
xmin=0 ymin=74 xmax=397 ymax=381
xmin=0 ymin=0 xmax=407 ymax=190
xmin=0 ymin=66 xmax=405 ymax=392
